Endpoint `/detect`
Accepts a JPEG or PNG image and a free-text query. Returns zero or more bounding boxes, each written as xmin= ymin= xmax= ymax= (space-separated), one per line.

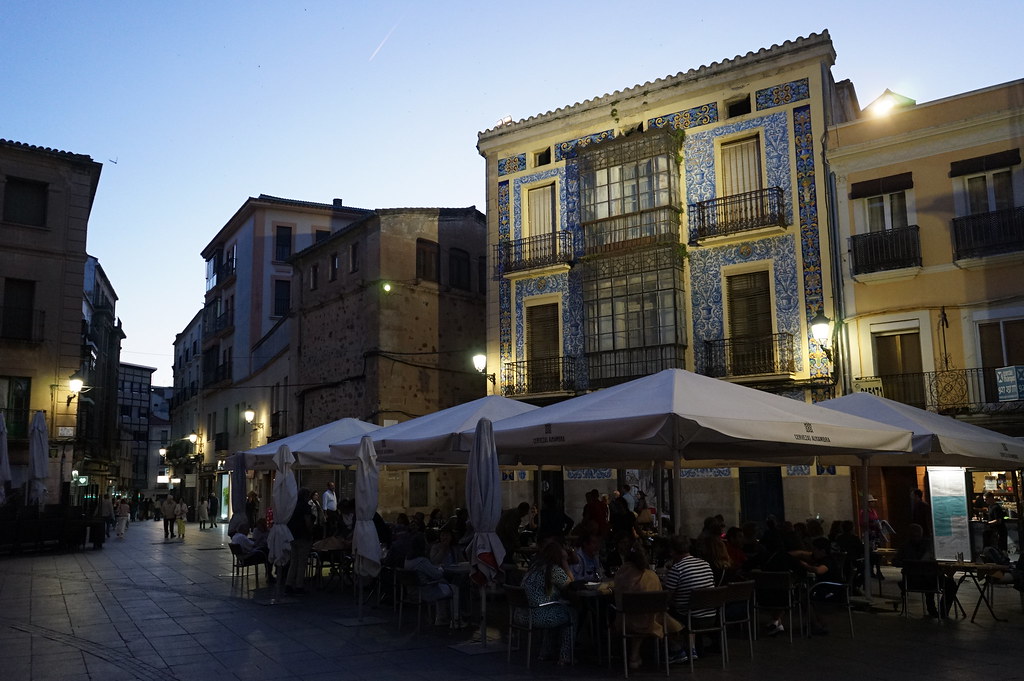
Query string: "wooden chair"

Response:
xmin=607 ymin=590 xmax=672 ymax=678
xmin=722 ymin=580 xmax=755 ymax=661
xmin=681 ymin=586 xmax=729 ymax=671
xmin=505 ymin=585 xmax=574 ymax=669
xmin=752 ymin=571 xmax=802 ymax=642
xmin=228 ymin=543 xmax=263 ymax=586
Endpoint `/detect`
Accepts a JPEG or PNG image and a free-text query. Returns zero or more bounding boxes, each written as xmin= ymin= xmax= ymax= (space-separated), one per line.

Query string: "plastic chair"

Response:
xmin=722 ymin=580 xmax=755 ymax=661
xmin=395 ymin=568 xmax=432 ymax=632
xmin=808 ymin=580 xmax=855 ymax=637
xmin=228 ymin=543 xmax=263 ymax=586
xmin=681 ymin=586 xmax=729 ymax=671
xmin=752 ymin=571 xmax=802 ymax=642
xmin=504 ymin=585 xmax=574 ymax=669
xmin=607 ymin=590 xmax=672 ymax=678
xmin=900 ymin=560 xmax=943 ymax=618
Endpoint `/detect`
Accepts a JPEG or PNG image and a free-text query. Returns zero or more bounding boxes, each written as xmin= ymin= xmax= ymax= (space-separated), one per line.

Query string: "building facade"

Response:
xmin=117 ymin=363 xmax=155 ymax=492
xmin=477 ymin=33 xmax=858 ymax=527
xmin=0 ymin=139 xmax=105 ymax=508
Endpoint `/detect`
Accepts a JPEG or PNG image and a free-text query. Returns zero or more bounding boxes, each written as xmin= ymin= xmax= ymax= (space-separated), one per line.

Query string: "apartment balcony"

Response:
xmin=856 ymin=368 xmax=1024 ymax=415
xmin=494 ymin=232 xmax=573 ymax=276
xmin=583 ymin=207 xmax=680 ymax=255
xmin=850 ymin=225 xmax=922 ymax=276
xmin=0 ymin=306 xmax=44 ymax=342
xmin=703 ymin=332 xmax=795 ymax=379
xmin=586 ymin=344 xmax=686 ymax=389
xmin=202 ymin=310 xmax=233 ymax=340
xmin=688 ymin=187 xmax=787 ymax=243
xmin=953 ymin=206 xmax=1024 ymax=260
xmin=502 ymin=356 xmax=581 ymax=397
xmin=202 ymin=363 xmax=230 ymax=389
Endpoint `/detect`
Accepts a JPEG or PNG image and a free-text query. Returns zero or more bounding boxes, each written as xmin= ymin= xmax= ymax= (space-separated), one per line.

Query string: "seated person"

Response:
xmin=613 ymin=538 xmax=682 ymax=669
xmin=979 ymin=528 xmax=1023 ymax=587
xmin=805 ymin=536 xmax=844 ymax=635
xmin=893 ymin=523 xmax=956 ymax=618
xmin=231 ymin=522 xmax=274 ymax=582
xmin=570 ymin=533 xmax=603 ymax=582
xmin=518 ymin=540 xmax=576 ymax=666
xmin=404 ymin=534 xmax=461 ymax=627
xmin=661 ymin=534 xmax=714 ymax=626
xmin=429 ymin=528 xmax=462 ymax=567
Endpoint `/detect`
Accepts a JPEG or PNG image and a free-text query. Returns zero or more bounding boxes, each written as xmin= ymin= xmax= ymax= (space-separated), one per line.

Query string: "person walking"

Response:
xmin=161 ymin=495 xmax=177 ymax=539
xmin=208 ymin=492 xmax=219 ymax=528
xmin=174 ymin=497 xmax=189 ymax=541
xmin=322 ymin=481 xmax=338 ymax=536
xmin=197 ymin=494 xmax=209 ymax=530
xmin=96 ymin=494 xmax=115 ymax=538
xmin=115 ymin=497 xmax=131 ymax=539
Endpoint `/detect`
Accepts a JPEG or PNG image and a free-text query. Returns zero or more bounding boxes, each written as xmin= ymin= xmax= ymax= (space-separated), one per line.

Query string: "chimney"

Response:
xmin=333 ymin=198 xmax=344 ymax=208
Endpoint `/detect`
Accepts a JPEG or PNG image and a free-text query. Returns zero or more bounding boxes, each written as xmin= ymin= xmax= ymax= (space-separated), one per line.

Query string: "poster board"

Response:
xmin=928 ymin=467 xmax=970 ymax=561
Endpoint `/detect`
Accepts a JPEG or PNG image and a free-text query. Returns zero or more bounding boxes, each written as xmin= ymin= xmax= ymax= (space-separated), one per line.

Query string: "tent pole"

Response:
xmin=673 ymin=453 xmax=682 ymax=536
xmin=862 ymin=455 xmax=872 ymax=602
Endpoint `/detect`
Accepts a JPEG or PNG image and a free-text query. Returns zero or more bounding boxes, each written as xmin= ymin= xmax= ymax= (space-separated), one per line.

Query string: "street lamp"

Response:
xmin=810 ymin=306 xmax=833 ymax=363
xmin=472 ymin=353 xmax=495 ymax=384
xmin=244 ymin=407 xmax=263 ymax=430
xmin=67 ymin=368 xmax=85 ymax=406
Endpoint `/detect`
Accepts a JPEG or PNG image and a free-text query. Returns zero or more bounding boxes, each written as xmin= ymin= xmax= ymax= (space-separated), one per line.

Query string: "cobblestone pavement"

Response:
xmin=1 ymin=518 xmax=1021 ymax=681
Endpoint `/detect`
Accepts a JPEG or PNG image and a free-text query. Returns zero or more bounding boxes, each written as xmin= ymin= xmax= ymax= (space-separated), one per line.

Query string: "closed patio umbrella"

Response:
xmin=267 ymin=444 xmax=298 ymax=598
xmin=466 ymin=417 xmax=505 ymax=646
xmin=0 ymin=412 xmax=10 ymax=505
xmin=27 ymin=411 xmax=48 ymax=506
xmin=352 ymin=436 xmax=381 ymax=620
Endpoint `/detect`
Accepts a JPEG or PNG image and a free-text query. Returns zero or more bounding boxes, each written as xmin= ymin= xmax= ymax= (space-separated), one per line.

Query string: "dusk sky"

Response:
xmin=3 ymin=1 xmax=1021 ymax=386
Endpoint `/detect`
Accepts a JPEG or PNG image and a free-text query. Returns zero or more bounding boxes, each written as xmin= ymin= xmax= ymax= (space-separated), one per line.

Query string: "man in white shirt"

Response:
xmin=322 ymin=481 xmax=338 ymax=535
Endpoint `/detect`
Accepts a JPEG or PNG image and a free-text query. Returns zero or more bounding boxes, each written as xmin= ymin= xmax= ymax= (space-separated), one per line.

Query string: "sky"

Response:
xmin=3 ymin=1 xmax=1022 ymax=386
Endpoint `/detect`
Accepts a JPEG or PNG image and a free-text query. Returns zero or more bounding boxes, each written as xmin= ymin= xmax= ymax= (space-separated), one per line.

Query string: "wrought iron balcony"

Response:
xmin=202 ymin=363 xmax=230 ymax=388
xmin=856 ymin=368 xmax=1024 ymax=414
xmin=688 ymin=187 xmax=787 ymax=242
xmin=502 ymin=356 xmax=581 ymax=397
xmin=587 ymin=344 xmax=686 ymax=389
xmin=494 ymin=232 xmax=573 ymax=275
xmin=583 ymin=207 xmax=680 ymax=255
xmin=0 ymin=306 xmax=44 ymax=342
xmin=703 ymin=332 xmax=795 ymax=378
xmin=202 ymin=309 xmax=233 ymax=339
xmin=952 ymin=206 xmax=1024 ymax=260
xmin=850 ymin=225 xmax=922 ymax=275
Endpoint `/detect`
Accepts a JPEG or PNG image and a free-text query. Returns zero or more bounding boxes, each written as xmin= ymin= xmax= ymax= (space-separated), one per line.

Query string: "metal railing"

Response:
xmin=202 ymin=310 xmax=233 ymax=338
xmin=0 ymin=307 xmax=44 ymax=342
xmin=703 ymin=332 xmax=795 ymax=378
xmin=850 ymin=225 xmax=921 ymax=275
xmin=494 ymin=232 xmax=573 ymax=275
xmin=583 ymin=207 xmax=680 ymax=254
xmin=202 ymin=363 xmax=230 ymax=388
xmin=952 ymin=206 xmax=1024 ymax=259
xmin=857 ymin=368 xmax=1024 ymax=414
xmin=688 ymin=187 xmax=787 ymax=241
xmin=586 ymin=344 xmax=686 ymax=389
xmin=502 ymin=356 xmax=581 ymax=396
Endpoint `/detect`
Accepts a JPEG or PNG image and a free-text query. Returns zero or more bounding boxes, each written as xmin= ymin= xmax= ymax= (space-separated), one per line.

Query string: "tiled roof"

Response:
xmin=0 ymin=137 xmax=96 ymax=163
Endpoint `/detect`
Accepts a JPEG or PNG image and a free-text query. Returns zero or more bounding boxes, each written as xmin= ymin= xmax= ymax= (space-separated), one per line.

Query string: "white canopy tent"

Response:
xmin=243 ymin=418 xmax=380 ymax=469
xmin=329 ymin=395 xmax=538 ymax=465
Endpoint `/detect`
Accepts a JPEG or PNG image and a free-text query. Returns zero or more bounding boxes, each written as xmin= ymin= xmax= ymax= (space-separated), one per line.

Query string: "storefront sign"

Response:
xmin=928 ymin=466 xmax=970 ymax=561
xmin=995 ymin=365 xmax=1024 ymax=401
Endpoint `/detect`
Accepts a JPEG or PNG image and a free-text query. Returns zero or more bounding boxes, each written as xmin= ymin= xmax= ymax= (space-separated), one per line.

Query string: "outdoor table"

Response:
xmin=566 ymin=580 xmax=612 ymax=663
xmin=443 ymin=562 xmax=472 ymax=621
xmin=937 ymin=561 xmax=1006 ymax=622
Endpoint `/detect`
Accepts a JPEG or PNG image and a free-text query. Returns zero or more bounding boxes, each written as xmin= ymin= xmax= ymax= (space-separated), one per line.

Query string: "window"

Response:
xmin=205 ymin=253 xmax=219 ymax=292
xmin=0 ymin=376 xmax=31 ymax=438
xmin=586 ymin=269 xmax=681 ymax=353
xmin=528 ymin=184 xmax=556 ymax=236
xmin=979 ymin=318 xmax=1024 ymax=368
xmin=865 ymin=192 xmax=908 ymax=232
xmin=329 ymin=253 xmax=339 ymax=281
xmin=309 ymin=264 xmax=319 ymax=290
xmin=120 ymin=405 xmax=131 ymax=418
xmin=273 ymin=279 xmax=291 ymax=316
xmin=526 ymin=303 xmax=561 ymax=392
xmin=274 ymin=226 xmax=293 ymax=261
xmin=726 ymin=95 xmax=751 ymax=118
xmin=535 ymin=148 xmax=551 ymax=167
xmin=449 ymin=248 xmax=470 ymax=290
xmin=582 ymin=156 xmax=674 ymax=223
xmin=409 ymin=471 xmax=429 ymax=508
xmin=721 ymin=136 xmax=762 ymax=197
xmin=350 ymin=242 xmax=360 ymax=273
xmin=478 ymin=256 xmax=487 ymax=295
xmin=315 ymin=229 xmax=330 ymax=244
xmin=2 ymin=177 xmax=47 ymax=226
xmin=966 ymin=170 xmax=1014 ymax=215
xmin=874 ymin=330 xmax=924 ymax=407
xmin=416 ymin=239 xmax=439 ymax=282
xmin=1 ymin=278 xmax=35 ymax=340
xmin=725 ymin=271 xmax=773 ymax=376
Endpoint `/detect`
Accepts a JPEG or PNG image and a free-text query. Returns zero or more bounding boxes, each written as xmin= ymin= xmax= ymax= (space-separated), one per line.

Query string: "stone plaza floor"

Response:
xmin=1 ymin=517 xmax=1022 ymax=681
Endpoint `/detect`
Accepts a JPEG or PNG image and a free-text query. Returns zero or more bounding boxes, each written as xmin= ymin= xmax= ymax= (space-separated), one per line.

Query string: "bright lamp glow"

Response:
xmin=810 ymin=307 xmax=832 ymax=344
xmin=244 ymin=409 xmax=256 ymax=424
xmin=188 ymin=433 xmax=198 ymax=444
xmin=472 ymin=354 xmax=487 ymax=373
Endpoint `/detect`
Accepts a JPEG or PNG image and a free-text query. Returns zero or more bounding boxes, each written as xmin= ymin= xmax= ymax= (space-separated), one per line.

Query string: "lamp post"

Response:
xmin=472 ymin=353 xmax=496 ymax=387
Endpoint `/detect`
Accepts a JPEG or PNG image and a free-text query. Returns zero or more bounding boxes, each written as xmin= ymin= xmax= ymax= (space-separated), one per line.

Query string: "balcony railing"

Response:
xmin=502 ymin=356 xmax=580 ymax=397
xmin=587 ymin=344 xmax=686 ymax=389
xmin=856 ymin=368 xmax=1024 ymax=414
xmin=202 ymin=310 xmax=233 ymax=338
xmin=202 ymin=363 xmax=230 ymax=388
xmin=583 ymin=207 xmax=680 ymax=255
xmin=0 ymin=408 xmax=30 ymax=439
xmin=494 ymin=232 xmax=573 ymax=275
xmin=0 ymin=306 xmax=44 ymax=342
xmin=703 ymin=332 xmax=795 ymax=378
xmin=688 ymin=187 xmax=787 ymax=242
xmin=850 ymin=225 xmax=922 ymax=275
xmin=952 ymin=206 xmax=1024 ymax=260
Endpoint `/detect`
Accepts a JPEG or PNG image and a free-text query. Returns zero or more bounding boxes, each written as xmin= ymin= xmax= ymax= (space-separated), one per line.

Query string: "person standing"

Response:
xmin=910 ymin=488 xmax=932 ymax=542
xmin=285 ymin=488 xmax=315 ymax=595
xmin=322 ymin=481 xmax=338 ymax=536
xmin=97 ymin=494 xmax=115 ymax=537
xmin=208 ymin=492 xmax=219 ymax=528
xmin=161 ymin=495 xmax=177 ymax=539
xmin=174 ymin=497 xmax=189 ymax=541
xmin=246 ymin=491 xmax=259 ymax=529
xmin=196 ymin=494 xmax=209 ymax=530
xmin=115 ymin=497 xmax=131 ymax=539
xmin=986 ymin=491 xmax=1009 ymax=552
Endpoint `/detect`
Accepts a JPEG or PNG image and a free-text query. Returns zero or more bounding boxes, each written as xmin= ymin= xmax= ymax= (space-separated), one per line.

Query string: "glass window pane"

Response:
xmin=993 ymin=170 xmax=1014 ymax=211
xmin=866 ymin=196 xmax=885 ymax=232
xmin=889 ymin=191 xmax=908 ymax=229
xmin=967 ymin=175 xmax=988 ymax=214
